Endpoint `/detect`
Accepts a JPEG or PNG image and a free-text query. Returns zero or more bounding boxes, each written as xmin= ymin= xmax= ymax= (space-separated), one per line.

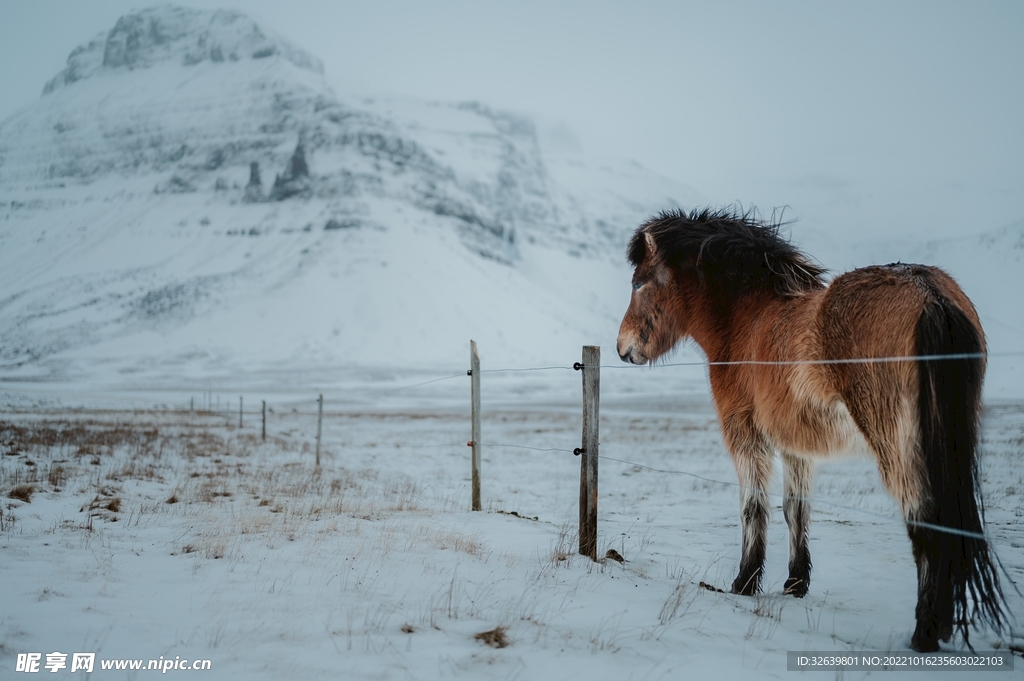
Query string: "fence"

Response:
xmin=173 ymin=341 xmax=1024 ymax=560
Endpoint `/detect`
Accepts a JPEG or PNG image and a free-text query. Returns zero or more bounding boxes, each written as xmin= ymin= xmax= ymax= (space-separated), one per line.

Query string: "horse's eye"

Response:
xmin=632 ymin=281 xmax=644 ymax=291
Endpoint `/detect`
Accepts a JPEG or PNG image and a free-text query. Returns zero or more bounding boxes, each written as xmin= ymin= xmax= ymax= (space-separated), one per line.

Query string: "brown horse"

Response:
xmin=616 ymin=207 xmax=1007 ymax=652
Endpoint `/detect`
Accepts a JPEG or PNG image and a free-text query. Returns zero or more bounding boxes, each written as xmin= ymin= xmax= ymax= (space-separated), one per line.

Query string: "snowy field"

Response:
xmin=2 ymin=367 xmax=1022 ymax=680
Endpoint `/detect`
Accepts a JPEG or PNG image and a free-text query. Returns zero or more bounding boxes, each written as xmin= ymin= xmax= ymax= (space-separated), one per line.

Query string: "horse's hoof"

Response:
xmin=731 ymin=574 xmax=759 ymax=596
xmin=910 ymin=628 xmax=940 ymax=653
xmin=784 ymin=577 xmax=809 ymax=598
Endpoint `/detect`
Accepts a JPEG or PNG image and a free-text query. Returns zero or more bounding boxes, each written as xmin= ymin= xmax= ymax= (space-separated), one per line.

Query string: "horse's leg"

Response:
xmin=879 ymin=441 xmax=953 ymax=651
xmin=781 ymin=452 xmax=814 ymax=597
xmin=844 ymin=392 xmax=948 ymax=651
xmin=906 ymin=514 xmax=954 ymax=651
xmin=723 ymin=414 xmax=774 ymax=596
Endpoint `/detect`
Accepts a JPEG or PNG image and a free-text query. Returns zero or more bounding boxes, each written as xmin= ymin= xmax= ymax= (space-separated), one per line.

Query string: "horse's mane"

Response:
xmin=628 ymin=207 xmax=827 ymax=297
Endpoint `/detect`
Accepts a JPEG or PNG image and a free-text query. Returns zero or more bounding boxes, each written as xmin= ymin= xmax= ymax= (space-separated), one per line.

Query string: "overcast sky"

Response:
xmin=1 ymin=1 xmax=1022 ymax=243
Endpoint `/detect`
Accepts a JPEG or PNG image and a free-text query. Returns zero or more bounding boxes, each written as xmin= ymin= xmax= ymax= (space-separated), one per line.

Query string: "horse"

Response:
xmin=616 ymin=207 xmax=1007 ymax=652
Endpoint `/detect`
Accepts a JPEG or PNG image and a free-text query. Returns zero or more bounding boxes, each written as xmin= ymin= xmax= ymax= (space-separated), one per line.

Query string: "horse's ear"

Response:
xmin=643 ymin=231 xmax=673 ymax=284
xmin=644 ymin=231 xmax=658 ymax=260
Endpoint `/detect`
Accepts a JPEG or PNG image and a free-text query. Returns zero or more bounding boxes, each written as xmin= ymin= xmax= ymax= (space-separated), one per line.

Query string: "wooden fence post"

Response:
xmin=316 ymin=394 xmax=323 ymax=467
xmin=239 ymin=396 xmax=243 ymax=429
xmin=262 ymin=400 xmax=266 ymax=441
xmin=470 ymin=340 xmax=481 ymax=511
xmin=578 ymin=345 xmax=600 ymax=560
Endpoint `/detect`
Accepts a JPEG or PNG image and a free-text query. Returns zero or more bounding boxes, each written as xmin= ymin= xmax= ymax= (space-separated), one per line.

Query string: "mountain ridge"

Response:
xmin=6 ymin=5 xmax=1016 ymax=398
xmin=42 ymin=5 xmax=324 ymax=95
xmin=0 ymin=4 xmax=699 ymax=385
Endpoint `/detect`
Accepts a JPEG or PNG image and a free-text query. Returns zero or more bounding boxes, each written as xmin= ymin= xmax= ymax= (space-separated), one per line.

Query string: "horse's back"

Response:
xmin=815 ymin=263 xmax=982 ymax=467
xmin=718 ymin=263 xmax=981 ymax=457
xmin=819 ymin=263 xmax=978 ymax=368
xmin=822 ymin=265 xmax=932 ymax=359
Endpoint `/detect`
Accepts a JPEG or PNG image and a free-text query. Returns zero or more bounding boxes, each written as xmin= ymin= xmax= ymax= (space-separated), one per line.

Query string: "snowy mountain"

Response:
xmin=1 ymin=5 xmax=1019 ymax=399
xmin=0 ymin=5 xmax=701 ymax=387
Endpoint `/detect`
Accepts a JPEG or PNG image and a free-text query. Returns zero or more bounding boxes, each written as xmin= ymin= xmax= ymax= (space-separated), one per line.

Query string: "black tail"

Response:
xmin=910 ymin=294 xmax=1006 ymax=650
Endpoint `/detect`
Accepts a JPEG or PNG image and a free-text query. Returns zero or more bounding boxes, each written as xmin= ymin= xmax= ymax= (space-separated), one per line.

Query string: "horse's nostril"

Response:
xmin=618 ymin=346 xmax=632 ymax=362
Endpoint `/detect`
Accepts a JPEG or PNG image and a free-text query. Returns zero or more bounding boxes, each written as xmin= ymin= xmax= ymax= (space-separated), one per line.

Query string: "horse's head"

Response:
xmin=618 ymin=208 xmax=829 ymax=364
xmin=617 ymin=229 xmax=691 ymax=364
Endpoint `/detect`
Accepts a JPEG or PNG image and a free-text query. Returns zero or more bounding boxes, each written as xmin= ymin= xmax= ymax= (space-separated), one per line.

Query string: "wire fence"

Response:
xmin=170 ymin=347 xmax=1024 ymax=543
xmin=383 ymin=349 xmax=1024 ymax=387
xmin=169 ymin=349 xmax=1024 ymax=418
xmin=340 ymin=435 xmax=997 ymax=543
xmin=13 ymin=347 xmax=1020 ymax=545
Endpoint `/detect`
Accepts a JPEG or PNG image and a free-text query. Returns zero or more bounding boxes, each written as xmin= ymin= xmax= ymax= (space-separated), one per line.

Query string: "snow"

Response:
xmin=0 ymin=4 xmax=703 ymax=385
xmin=1 ymin=4 xmax=1019 ymax=397
xmin=1 ymin=5 xmax=1023 ymax=678
xmin=1 ymin=383 xmax=1021 ymax=679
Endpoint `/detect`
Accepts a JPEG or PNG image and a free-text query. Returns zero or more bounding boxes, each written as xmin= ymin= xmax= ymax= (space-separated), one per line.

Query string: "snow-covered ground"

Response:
xmin=1 ymin=373 xmax=1022 ymax=679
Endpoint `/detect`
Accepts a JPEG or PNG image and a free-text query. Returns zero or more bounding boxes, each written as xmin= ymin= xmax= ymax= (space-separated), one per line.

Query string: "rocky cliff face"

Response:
xmin=0 ymin=5 xmax=698 ymax=380
xmin=43 ymin=6 xmax=323 ymax=93
xmin=1 ymin=5 xmax=594 ymax=263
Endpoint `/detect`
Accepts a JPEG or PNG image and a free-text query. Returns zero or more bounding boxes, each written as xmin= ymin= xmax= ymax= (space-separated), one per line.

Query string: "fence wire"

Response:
xmin=179 ymin=349 xmax=1023 ymax=410
xmin=176 ymin=347 xmax=1024 ymax=545
xmin=412 ymin=440 xmax=1000 ymax=543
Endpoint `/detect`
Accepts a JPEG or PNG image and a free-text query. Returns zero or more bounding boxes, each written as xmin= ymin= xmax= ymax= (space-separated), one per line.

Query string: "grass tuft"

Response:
xmin=474 ymin=626 xmax=508 ymax=648
xmin=9 ymin=484 xmax=35 ymax=502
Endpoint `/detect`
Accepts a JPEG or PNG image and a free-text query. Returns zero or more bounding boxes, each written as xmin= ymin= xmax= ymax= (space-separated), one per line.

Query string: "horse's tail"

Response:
xmin=913 ymin=291 xmax=1006 ymax=648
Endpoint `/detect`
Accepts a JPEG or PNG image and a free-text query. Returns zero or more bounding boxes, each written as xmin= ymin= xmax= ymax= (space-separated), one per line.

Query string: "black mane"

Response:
xmin=628 ymin=207 xmax=826 ymax=297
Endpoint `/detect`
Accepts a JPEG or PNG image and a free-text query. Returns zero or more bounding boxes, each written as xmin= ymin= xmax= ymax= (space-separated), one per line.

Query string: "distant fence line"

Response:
xmin=2 ymin=342 xmax=1015 ymax=570
xmin=188 ymin=347 xmax=1024 ymax=415
xmin=175 ymin=342 xmax=1024 ymax=556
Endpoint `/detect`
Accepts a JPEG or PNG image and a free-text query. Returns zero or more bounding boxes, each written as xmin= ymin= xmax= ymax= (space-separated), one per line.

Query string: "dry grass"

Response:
xmin=0 ymin=414 xmax=427 ymax=544
xmin=659 ymin=576 xmax=693 ymax=626
xmin=550 ymin=522 xmax=576 ymax=565
xmin=419 ymin=524 xmax=486 ymax=556
xmin=8 ymin=483 xmax=34 ymax=502
xmin=474 ymin=626 xmax=509 ymax=648
xmin=746 ymin=594 xmax=786 ymax=640
xmin=47 ymin=464 xmax=68 ymax=488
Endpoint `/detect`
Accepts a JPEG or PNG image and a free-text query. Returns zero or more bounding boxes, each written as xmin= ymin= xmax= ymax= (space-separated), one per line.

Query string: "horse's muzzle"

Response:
xmin=617 ymin=341 xmax=646 ymax=365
